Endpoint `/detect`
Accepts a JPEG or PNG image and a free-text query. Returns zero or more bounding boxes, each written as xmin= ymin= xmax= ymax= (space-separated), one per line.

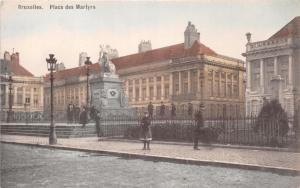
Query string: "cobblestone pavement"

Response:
xmin=1 ymin=135 xmax=300 ymax=172
xmin=2 ymin=143 xmax=300 ymax=188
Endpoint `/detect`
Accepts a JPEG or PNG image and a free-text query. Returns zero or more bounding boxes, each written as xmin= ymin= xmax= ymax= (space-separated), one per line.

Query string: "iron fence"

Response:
xmin=100 ymin=114 xmax=297 ymax=147
xmin=1 ymin=110 xmax=298 ymax=147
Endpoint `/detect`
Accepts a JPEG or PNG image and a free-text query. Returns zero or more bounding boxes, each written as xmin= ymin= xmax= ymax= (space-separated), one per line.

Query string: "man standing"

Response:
xmin=171 ymin=103 xmax=176 ymax=117
xmin=188 ymin=102 xmax=193 ymax=116
xmin=140 ymin=112 xmax=152 ymax=150
xmin=159 ymin=101 xmax=165 ymax=117
xmin=74 ymin=104 xmax=80 ymax=123
xmin=194 ymin=103 xmax=205 ymax=150
xmin=79 ymin=106 xmax=88 ymax=128
xmin=90 ymin=106 xmax=102 ymax=140
xmin=148 ymin=101 xmax=154 ymax=118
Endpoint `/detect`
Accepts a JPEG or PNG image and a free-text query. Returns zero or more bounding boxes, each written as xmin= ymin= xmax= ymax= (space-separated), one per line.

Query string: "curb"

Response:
xmin=101 ymin=137 xmax=300 ymax=153
xmin=1 ymin=140 xmax=299 ymax=176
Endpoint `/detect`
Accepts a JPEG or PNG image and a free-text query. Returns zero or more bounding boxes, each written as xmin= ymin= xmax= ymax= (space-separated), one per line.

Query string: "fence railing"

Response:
xmin=100 ymin=115 xmax=298 ymax=147
xmin=1 ymin=111 xmax=298 ymax=147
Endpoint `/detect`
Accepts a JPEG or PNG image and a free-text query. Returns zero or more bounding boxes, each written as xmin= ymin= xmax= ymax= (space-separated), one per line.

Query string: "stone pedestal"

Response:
xmin=270 ymin=75 xmax=283 ymax=102
xmin=90 ymin=73 xmax=133 ymax=116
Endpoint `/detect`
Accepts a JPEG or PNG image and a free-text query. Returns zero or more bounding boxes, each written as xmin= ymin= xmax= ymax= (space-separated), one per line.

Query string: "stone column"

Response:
xmin=169 ymin=73 xmax=173 ymax=96
xmin=23 ymin=87 xmax=26 ymax=105
xmin=197 ymin=69 xmax=201 ymax=92
xmin=161 ymin=76 xmax=165 ymax=100
xmin=212 ymin=70 xmax=215 ymax=96
xmin=132 ymin=80 xmax=136 ymax=102
xmin=219 ymin=72 xmax=222 ymax=97
xmin=39 ymin=86 xmax=44 ymax=107
xmin=14 ymin=86 xmax=17 ymax=105
xmin=139 ymin=79 xmax=142 ymax=101
xmin=153 ymin=77 xmax=157 ymax=101
xmin=178 ymin=71 xmax=182 ymax=95
xmin=31 ymin=87 xmax=34 ymax=108
xmin=274 ymin=57 xmax=278 ymax=75
xmin=225 ymin=72 xmax=227 ymax=97
xmin=246 ymin=61 xmax=251 ymax=89
xmin=125 ymin=80 xmax=129 ymax=97
xmin=288 ymin=55 xmax=293 ymax=85
xmin=146 ymin=78 xmax=149 ymax=101
xmin=5 ymin=84 xmax=9 ymax=107
xmin=260 ymin=59 xmax=264 ymax=93
xmin=187 ymin=70 xmax=191 ymax=93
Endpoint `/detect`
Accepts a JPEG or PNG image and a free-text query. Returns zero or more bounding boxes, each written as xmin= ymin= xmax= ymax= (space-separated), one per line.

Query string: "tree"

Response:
xmin=254 ymin=99 xmax=289 ymax=137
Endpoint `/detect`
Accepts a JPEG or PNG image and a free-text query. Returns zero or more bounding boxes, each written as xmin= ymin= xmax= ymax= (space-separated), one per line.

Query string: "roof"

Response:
xmin=112 ymin=42 xmax=217 ymax=69
xmin=269 ymin=16 xmax=300 ymax=40
xmin=9 ymin=61 xmax=34 ymax=77
xmin=46 ymin=41 xmax=218 ymax=81
xmin=44 ymin=63 xmax=100 ymax=81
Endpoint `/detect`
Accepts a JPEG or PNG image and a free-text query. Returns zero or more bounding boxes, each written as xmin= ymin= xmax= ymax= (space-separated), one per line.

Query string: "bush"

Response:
xmin=254 ymin=99 xmax=289 ymax=137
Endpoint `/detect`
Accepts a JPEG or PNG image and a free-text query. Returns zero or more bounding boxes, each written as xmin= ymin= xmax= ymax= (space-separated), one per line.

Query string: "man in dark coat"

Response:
xmin=80 ymin=106 xmax=88 ymax=128
xmin=171 ymin=103 xmax=176 ymax=117
xmin=148 ymin=102 xmax=154 ymax=118
xmin=194 ymin=104 xmax=205 ymax=150
xmin=140 ymin=112 xmax=152 ymax=150
xmin=159 ymin=101 xmax=165 ymax=117
xmin=74 ymin=104 xmax=80 ymax=123
xmin=188 ymin=102 xmax=193 ymax=116
xmin=90 ymin=106 xmax=102 ymax=140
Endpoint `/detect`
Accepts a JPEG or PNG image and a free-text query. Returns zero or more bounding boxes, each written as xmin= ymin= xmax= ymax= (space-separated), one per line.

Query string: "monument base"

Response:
xmin=90 ymin=75 xmax=133 ymax=116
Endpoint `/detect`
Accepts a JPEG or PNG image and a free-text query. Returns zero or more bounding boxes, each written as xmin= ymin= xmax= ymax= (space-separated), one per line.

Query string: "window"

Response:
xmin=164 ymin=84 xmax=169 ymax=99
xmin=149 ymin=86 xmax=154 ymax=100
xmin=17 ymin=87 xmax=23 ymax=105
xmin=157 ymin=85 xmax=161 ymax=100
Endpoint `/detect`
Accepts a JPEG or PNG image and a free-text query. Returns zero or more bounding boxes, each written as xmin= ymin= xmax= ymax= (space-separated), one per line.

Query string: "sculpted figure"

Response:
xmin=99 ymin=46 xmax=116 ymax=74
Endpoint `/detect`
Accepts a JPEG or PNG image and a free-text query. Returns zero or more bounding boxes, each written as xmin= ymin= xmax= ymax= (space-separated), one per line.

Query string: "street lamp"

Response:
xmin=6 ymin=75 xmax=13 ymax=123
xmin=46 ymin=54 xmax=57 ymax=145
xmin=84 ymin=57 xmax=92 ymax=108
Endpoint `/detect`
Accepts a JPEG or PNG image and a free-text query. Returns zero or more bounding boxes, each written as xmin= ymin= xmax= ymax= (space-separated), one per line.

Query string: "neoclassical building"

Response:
xmin=45 ymin=22 xmax=245 ymax=118
xmin=243 ymin=16 xmax=300 ymax=117
xmin=0 ymin=51 xmax=44 ymax=120
xmin=113 ymin=22 xmax=245 ymax=117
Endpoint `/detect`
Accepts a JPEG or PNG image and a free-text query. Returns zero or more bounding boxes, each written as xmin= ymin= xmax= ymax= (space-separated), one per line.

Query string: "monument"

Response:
xmin=90 ymin=46 xmax=132 ymax=116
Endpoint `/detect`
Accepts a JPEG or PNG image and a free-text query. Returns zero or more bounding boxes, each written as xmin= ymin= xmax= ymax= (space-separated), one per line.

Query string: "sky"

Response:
xmin=1 ymin=0 xmax=300 ymax=76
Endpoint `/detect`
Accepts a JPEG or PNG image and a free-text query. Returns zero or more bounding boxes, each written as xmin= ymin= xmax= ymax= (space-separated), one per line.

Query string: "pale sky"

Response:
xmin=1 ymin=0 xmax=300 ymax=76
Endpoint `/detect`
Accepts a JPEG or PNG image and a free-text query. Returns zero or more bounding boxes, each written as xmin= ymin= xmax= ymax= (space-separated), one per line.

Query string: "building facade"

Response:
xmin=43 ymin=64 xmax=100 ymax=119
xmin=113 ymin=22 xmax=245 ymax=117
xmin=45 ymin=22 xmax=245 ymax=118
xmin=0 ymin=51 xmax=44 ymax=120
xmin=243 ymin=17 xmax=300 ymax=117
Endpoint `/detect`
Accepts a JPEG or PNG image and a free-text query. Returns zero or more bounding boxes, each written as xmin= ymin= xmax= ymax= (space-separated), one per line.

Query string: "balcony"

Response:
xmin=247 ymin=38 xmax=291 ymax=52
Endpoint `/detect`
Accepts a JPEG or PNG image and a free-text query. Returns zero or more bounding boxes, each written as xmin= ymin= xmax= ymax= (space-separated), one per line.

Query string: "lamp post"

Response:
xmin=46 ymin=54 xmax=57 ymax=145
xmin=6 ymin=75 xmax=13 ymax=123
xmin=84 ymin=57 xmax=92 ymax=108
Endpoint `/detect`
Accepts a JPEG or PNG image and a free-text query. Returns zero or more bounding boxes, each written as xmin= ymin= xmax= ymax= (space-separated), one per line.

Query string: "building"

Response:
xmin=0 ymin=51 xmax=44 ymax=120
xmin=45 ymin=22 xmax=245 ymax=118
xmin=44 ymin=64 xmax=99 ymax=116
xmin=113 ymin=21 xmax=245 ymax=117
xmin=243 ymin=16 xmax=300 ymax=117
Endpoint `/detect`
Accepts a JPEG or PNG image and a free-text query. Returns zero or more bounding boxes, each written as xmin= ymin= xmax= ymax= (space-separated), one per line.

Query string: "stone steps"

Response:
xmin=1 ymin=124 xmax=97 ymax=138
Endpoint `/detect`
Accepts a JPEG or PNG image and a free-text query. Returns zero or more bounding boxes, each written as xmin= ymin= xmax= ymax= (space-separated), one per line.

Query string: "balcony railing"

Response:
xmin=248 ymin=38 xmax=290 ymax=51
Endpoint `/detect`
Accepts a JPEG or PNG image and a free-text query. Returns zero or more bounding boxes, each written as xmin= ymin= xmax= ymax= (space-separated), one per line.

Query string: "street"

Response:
xmin=1 ymin=143 xmax=299 ymax=188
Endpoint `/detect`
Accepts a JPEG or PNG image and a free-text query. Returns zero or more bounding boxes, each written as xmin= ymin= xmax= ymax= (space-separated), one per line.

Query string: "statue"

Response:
xmin=98 ymin=45 xmax=117 ymax=75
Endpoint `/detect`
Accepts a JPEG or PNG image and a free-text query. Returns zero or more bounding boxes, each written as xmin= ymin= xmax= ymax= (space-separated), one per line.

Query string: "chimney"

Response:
xmin=184 ymin=21 xmax=200 ymax=49
xmin=3 ymin=51 xmax=11 ymax=61
xmin=138 ymin=40 xmax=152 ymax=53
xmin=79 ymin=52 xmax=88 ymax=67
xmin=11 ymin=52 xmax=19 ymax=64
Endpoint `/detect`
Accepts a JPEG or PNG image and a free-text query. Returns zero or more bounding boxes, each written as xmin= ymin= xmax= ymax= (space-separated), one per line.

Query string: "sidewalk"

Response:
xmin=1 ymin=135 xmax=300 ymax=175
